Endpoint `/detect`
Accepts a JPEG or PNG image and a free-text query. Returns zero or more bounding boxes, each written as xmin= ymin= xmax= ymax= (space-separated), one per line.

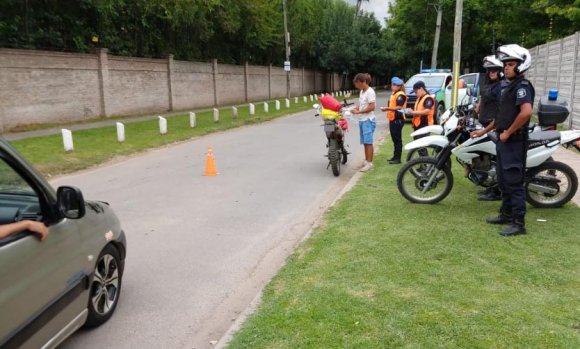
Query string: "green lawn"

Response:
xmin=9 ymin=100 xmax=313 ymax=177
xmin=228 ymin=129 xmax=580 ymax=348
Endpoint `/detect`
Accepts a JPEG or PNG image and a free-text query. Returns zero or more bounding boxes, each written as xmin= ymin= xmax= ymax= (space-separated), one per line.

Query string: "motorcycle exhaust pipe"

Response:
xmin=528 ymin=183 xmax=559 ymax=195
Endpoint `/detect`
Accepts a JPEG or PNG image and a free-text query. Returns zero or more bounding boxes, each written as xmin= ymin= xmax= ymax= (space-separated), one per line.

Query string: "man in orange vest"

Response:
xmin=380 ymin=76 xmax=407 ymax=164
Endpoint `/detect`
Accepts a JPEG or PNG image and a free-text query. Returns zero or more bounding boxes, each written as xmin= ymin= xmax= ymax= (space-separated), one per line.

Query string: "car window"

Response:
xmin=461 ymin=74 xmax=477 ymax=88
xmin=0 ymin=158 xmax=40 ymax=233
xmin=406 ymin=75 xmax=446 ymax=89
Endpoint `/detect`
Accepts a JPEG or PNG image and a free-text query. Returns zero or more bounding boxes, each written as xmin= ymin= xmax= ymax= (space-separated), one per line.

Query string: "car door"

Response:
xmin=0 ymin=155 xmax=85 ymax=348
xmin=445 ymin=73 xmax=478 ymax=107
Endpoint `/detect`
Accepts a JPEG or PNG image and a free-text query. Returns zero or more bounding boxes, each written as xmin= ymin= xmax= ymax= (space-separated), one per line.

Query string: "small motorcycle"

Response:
xmin=314 ymin=98 xmax=353 ymax=176
xmin=396 ymin=95 xmax=580 ymax=207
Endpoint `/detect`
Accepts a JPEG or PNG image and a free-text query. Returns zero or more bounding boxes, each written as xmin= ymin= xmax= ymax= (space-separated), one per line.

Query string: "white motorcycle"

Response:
xmin=396 ymin=96 xmax=580 ymax=207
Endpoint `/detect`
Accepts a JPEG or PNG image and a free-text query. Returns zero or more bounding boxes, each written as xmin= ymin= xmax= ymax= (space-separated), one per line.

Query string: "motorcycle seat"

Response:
xmin=528 ymin=130 xmax=560 ymax=143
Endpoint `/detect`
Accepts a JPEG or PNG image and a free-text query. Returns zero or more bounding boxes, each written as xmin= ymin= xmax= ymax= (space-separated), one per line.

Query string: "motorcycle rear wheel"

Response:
xmin=526 ymin=161 xmax=578 ymax=208
xmin=397 ymin=157 xmax=454 ymax=204
xmin=329 ymin=138 xmax=341 ymax=176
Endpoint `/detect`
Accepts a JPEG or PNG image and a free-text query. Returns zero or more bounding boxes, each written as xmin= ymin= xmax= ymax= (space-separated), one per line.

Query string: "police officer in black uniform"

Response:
xmin=485 ymin=44 xmax=534 ymax=236
xmin=471 ymin=55 xmax=505 ymax=201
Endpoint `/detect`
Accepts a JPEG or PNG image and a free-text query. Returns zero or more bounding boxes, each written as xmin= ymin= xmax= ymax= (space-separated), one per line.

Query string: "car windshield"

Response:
xmin=406 ymin=75 xmax=446 ymax=89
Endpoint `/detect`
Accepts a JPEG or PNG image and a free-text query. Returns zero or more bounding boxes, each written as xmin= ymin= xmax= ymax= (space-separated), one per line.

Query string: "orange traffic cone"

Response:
xmin=204 ymin=146 xmax=218 ymax=176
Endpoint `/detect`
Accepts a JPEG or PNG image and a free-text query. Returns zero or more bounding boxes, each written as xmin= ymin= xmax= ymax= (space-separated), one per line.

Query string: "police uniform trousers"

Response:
xmin=389 ymin=119 xmax=404 ymax=159
xmin=495 ymin=133 xmax=527 ymax=217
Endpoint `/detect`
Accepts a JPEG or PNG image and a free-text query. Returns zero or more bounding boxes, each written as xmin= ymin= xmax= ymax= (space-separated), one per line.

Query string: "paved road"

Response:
xmin=57 ymin=93 xmax=389 ymax=349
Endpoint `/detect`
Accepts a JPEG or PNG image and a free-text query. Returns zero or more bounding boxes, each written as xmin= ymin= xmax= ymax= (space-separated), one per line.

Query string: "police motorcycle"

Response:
xmin=313 ymin=94 xmax=353 ymax=176
xmin=396 ymin=91 xmax=580 ymax=207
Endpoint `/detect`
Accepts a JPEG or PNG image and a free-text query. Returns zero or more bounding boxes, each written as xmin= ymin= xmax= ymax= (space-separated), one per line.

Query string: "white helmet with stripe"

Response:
xmin=496 ymin=44 xmax=531 ymax=74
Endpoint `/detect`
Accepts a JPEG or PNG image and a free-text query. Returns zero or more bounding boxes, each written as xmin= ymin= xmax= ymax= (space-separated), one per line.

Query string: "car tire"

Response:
xmin=84 ymin=244 xmax=123 ymax=328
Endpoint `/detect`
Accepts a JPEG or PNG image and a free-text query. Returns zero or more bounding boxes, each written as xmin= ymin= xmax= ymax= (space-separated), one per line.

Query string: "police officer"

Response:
xmin=407 ymin=81 xmax=435 ymax=156
xmin=471 ymin=55 xmax=505 ymax=201
xmin=485 ymin=44 xmax=534 ymax=236
xmin=380 ymin=76 xmax=407 ymax=164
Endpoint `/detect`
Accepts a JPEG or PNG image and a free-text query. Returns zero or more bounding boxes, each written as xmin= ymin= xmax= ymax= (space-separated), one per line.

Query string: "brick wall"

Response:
xmin=0 ymin=48 xmax=338 ymax=132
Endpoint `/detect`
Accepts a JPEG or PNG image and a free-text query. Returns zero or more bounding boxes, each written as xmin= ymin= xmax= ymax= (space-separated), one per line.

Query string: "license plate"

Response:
xmin=324 ymin=123 xmax=336 ymax=132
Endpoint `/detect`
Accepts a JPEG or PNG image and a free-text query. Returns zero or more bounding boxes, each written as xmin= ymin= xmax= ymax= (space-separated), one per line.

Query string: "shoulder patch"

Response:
xmin=517 ymin=88 xmax=527 ymax=99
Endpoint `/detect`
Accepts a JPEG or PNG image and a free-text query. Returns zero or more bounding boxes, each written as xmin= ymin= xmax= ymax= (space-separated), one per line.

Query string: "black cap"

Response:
xmin=413 ymin=81 xmax=426 ymax=91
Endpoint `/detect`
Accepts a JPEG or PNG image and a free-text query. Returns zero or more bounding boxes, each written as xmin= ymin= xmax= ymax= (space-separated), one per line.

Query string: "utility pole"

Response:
xmin=431 ymin=2 xmax=443 ymax=69
xmin=283 ymin=0 xmax=290 ymax=98
xmin=355 ymin=0 xmax=369 ymax=18
xmin=451 ymin=0 xmax=463 ymax=109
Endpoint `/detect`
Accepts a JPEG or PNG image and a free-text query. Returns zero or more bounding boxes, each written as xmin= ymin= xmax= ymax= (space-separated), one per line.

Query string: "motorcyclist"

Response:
xmin=471 ymin=55 xmax=505 ymax=201
xmin=485 ymin=44 xmax=535 ymax=236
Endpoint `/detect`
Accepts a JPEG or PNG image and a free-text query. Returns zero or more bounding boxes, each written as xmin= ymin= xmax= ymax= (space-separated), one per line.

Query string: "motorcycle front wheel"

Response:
xmin=526 ymin=161 xmax=578 ymax=208
xmin=397 ymin=157 xmax=454 ymax=204
xmin=406 ymin=145 xmax=442 ymax=162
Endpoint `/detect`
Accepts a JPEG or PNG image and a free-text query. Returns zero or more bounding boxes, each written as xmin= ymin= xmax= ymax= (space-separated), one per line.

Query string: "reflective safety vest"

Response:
xmin=387 ymin=91 xmax=407 ymax=121
xmin=412 ymin=94 xmax=435 ymax=129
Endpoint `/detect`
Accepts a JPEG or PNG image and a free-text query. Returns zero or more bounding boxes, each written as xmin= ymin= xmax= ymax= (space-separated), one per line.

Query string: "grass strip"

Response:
xmin=9 ymin=100 xmax=314 ymax=177
xmin=228 ymin=129 xmax=580 ymax=349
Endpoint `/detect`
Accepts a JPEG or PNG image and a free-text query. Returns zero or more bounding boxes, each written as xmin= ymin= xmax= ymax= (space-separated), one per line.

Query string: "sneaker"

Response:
xmin=360 ymin=163 xmax=374 ymax=172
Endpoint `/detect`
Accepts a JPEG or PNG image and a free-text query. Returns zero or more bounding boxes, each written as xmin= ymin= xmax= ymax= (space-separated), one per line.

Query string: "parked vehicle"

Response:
xmin=396 ymin=95 xmax=580 ymax=207
xmin=406 ymin=69 xmax=480 ymax=121
xmin=0 ymin=137 xmax=127 ymax=349
xmin=314 ymin=97 xmax=353 ymax=176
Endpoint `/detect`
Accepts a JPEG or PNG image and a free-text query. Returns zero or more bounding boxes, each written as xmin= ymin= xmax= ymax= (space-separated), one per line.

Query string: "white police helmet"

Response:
xmin=496 ymin=44 xmax=531 ymax=74
xmin=482 ymin=55 xmax=503 ymax=70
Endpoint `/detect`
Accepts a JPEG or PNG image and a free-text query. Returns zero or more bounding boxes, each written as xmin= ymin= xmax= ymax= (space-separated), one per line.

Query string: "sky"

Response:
xmin=346 ymin=0 xmax=394 ymax=27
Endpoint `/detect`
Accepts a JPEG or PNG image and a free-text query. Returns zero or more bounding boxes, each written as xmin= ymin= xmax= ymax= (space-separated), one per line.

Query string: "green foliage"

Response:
xmin=1 ymin=0 xmax=577 ymax=85
xmin=384 ymin=0 xmax=580 ymax=78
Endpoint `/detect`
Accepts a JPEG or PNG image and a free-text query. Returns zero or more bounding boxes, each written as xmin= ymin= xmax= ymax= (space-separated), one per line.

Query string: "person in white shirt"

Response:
xmin=351 ymin=73 xmax=376 ymax=172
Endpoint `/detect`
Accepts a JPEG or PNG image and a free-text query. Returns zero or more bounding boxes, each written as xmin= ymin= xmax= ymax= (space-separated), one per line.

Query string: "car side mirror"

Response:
xmin=57 ymin=186 xmax=86 ymax=219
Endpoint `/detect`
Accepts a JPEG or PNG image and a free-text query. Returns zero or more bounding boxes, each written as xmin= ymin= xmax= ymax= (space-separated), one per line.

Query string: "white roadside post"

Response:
xmin=232 ymin=106 xmax=238 ymax=118
xmin=264 ymin=102 xmax=269 ymax=113
xmin=294 ymin=97 xmax=298 ymax=104
xmin=275 ymin=100 xmax=280 ymax=110
xmin=303 ymin=96 xmax=307 ymax=102
xmin=189 ymin=112 xmax=196 ymax=128
xmin=61 ymin=129 xmax=73 ymax=152
xmin=116 ymin=122 xmax=125 ymax=142
xmin=285 ymin=99 xmax=290 ymax=108
xmin=249 ymin=103 xmax=255 ymax=115
xmin=310 ymin=95 xmax=313 ymax=101
xmin=213 ymin=108 xmax=219 ymax=123
xmin=158 ymin=116 xmax=167 ymax=135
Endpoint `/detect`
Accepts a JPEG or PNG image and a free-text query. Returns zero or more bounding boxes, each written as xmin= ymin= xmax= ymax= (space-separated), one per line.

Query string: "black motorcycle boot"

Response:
xmin=500 ymin=216 xmax=527 ymax=236
xmin=478 ymin=187 xmax=502 ymax=201
xmin=388 ymin=158 xmax=401 ymax=164
xmin=486 ymin=210 xmax=512 ymax=225
xmin=478 ymin=186 xmax=492 ymax=195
